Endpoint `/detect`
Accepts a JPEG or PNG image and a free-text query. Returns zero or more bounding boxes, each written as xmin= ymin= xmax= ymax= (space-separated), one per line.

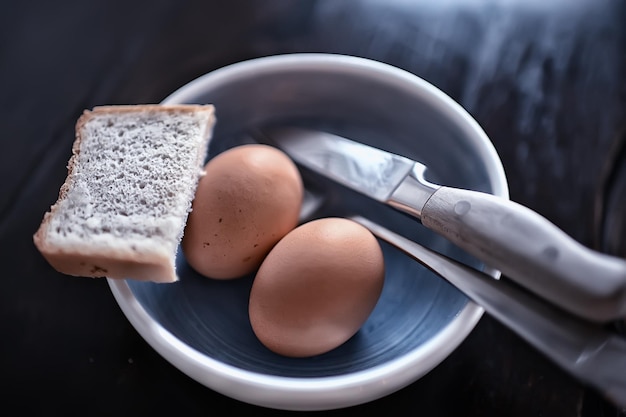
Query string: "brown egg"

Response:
xmin=248 ymin=217 xmax=385 ymax=357
xmin=182 ymin=144 xmax=303 ymax=279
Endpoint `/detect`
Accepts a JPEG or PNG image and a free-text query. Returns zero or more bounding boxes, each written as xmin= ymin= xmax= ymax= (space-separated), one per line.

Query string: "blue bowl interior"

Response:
xmin=128 ymin=240 xmax=468 ymax=377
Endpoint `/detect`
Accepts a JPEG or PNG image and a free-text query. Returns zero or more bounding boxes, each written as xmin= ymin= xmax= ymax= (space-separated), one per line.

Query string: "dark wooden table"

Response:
xmin=2 ymin=0 xmax=625 ymax=415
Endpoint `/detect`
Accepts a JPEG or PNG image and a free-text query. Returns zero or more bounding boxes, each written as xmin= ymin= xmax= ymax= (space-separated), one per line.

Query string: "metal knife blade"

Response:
xmin=265 ymin=127 xmax=440 ymax=215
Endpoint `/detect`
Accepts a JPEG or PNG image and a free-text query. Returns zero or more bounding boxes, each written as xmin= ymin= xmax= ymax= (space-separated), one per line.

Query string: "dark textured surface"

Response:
xmin=1 ymin=0 xmax=625 ymax=415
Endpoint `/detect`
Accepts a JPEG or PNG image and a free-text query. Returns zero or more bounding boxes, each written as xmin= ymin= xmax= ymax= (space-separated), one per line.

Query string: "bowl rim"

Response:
xmin=108 ymin=53 xmax=509 ymax=411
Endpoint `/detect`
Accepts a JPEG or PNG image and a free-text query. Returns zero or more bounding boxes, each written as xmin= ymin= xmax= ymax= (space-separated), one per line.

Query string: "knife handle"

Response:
xmin=420 ymin=186 xmax=626 ymax=322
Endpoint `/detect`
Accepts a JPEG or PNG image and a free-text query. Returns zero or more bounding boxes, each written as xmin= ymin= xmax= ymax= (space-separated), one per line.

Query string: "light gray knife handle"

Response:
xmin=420 ymin=186 xmax=626 ymax=322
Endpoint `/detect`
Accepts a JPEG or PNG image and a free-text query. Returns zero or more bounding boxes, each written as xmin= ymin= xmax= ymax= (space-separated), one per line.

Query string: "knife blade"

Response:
xmin=266 ymin=128 xmax=440 ymax=216
xmin=264 ymin=127 xmax=626 ymax=323
xmin=350 ymin=215 xmax=626 ymax=410
xmin=268 ymin=128 xmax=419 ymax=200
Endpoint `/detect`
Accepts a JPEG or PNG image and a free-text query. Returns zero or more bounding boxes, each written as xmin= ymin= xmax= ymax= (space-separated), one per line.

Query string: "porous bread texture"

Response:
xmin=33 ymin=104 xmax=216 ymax=283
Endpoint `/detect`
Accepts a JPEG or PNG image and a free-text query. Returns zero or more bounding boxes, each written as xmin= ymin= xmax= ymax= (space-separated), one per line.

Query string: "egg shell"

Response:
xmin=248 ymin=217 xmax=385 ymax=358
xmin=182 ymin=144 xmax=303 ymax=279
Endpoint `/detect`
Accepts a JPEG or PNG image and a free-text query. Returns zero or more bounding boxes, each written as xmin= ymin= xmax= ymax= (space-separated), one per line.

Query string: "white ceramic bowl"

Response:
xmin=108 ymin=54 xmax=508 ymax=411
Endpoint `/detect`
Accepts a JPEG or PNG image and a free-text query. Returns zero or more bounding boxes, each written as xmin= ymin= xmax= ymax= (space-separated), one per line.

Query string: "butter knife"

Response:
xmin=264 ymin=127 xmax=626 ymax=323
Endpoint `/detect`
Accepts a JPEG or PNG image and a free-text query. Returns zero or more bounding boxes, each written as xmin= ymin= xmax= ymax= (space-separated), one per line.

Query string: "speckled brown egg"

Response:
xmin=182 ymin=144 xmax=303 ymax=279
xmin=248 ymin=217 xmax=385 ymax=357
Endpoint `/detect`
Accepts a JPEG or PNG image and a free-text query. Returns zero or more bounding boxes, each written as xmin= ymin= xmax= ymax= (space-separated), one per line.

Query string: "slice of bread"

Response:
xmin=33 ymin=104 xmax=216 ymax=283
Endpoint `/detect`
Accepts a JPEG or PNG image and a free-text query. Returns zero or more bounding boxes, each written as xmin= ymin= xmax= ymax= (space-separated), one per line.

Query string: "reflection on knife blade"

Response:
xmin=270 ymin=127 xmax=417 ymax=201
